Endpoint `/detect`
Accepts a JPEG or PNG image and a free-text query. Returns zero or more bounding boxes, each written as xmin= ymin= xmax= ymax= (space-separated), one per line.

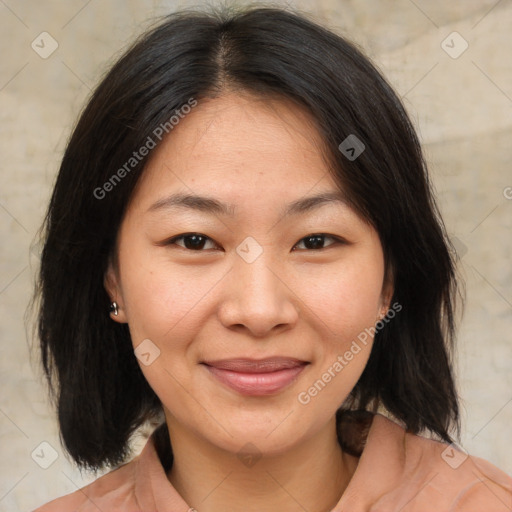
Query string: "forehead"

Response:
xmin=131 ymin=92 xmax=339 ymax=205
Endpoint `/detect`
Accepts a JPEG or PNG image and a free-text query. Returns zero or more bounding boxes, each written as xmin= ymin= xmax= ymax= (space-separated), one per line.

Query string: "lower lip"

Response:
xmin=203 ymin=364 xmax=307 ymax=396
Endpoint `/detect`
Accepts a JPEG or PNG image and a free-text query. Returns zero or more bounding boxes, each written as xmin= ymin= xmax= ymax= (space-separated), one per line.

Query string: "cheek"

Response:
xmin=118 ymin=247 xmax=233 ymax=370
xmin=294 ymin=262 xmax=381 ymax=413
xmin=294 ymin=255 xmax=384 ymax=342
xmin=118 ymin=254 xmax=219 ymax=407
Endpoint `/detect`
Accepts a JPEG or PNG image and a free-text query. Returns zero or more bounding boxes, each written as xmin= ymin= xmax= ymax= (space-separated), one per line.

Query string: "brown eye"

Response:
xmin=294 ymin=234 xmax=339 ymax=250
xmin=169 ymin=233 xmax=218 ymax=250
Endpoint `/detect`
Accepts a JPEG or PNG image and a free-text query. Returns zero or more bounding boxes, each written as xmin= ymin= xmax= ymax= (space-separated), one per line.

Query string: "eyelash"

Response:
xmin=164 ymin=233 xmax=345 ymax=252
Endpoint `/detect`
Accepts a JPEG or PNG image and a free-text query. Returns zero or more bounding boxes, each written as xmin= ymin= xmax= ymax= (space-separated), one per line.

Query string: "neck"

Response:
xmin=166 ymin=417 xmax=358 ymax=512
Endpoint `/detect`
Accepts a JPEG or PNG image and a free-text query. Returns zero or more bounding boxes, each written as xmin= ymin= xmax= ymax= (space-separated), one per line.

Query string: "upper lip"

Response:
xmin=202 ymin=357 xmax=308 ymax=373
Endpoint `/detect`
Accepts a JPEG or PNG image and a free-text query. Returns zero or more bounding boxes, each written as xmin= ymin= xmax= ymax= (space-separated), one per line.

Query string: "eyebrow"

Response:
xmin=146 ymin=191 xmax=348 ymax=217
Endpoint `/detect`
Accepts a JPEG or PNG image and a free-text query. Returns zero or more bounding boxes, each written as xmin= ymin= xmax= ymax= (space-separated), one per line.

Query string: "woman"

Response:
xmin=33 ymin=5 xmax=512 ymax=511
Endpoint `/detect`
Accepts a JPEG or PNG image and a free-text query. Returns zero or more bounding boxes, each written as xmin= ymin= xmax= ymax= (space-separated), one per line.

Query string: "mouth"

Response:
xmin=201 ymin=357 xmax=309 ymax=396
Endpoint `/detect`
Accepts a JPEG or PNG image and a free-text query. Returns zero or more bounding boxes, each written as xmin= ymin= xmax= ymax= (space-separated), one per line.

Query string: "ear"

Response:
xmin=378 ymin=265 xmax=395 ymax=320
xmin=104 ymin=258 xmax=128 ymax=323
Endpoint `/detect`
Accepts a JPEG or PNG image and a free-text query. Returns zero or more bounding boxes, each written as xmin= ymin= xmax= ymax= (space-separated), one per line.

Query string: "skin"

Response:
xmin=105 ymin=91 xmax=393 ymax=512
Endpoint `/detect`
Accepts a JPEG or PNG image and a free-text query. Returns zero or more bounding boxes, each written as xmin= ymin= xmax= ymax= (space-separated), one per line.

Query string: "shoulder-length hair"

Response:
xmin=31 ymin=5 xmax=461 ymax=471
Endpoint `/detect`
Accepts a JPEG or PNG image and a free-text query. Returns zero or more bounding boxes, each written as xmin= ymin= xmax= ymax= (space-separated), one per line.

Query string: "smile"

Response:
xmin=201 ymin=357 xmax=309 ymax=396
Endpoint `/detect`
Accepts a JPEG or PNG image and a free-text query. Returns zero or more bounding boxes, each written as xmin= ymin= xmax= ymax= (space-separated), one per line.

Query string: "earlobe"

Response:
xmin=104 ymin=260 xmax=127 ymax=323
xmin=379 ymin=263 xmax=395 ymax=318
xmin=378 ymin=284 xmax=395 ymax=320
xmin=381 ymin=292 xmax=394 ymax=319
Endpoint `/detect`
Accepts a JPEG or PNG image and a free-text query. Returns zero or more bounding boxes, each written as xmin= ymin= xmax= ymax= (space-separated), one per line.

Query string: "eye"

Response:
xmin=293 ymin=234 xmax=341 ymax=251
xmin=167 ymin=233 xmax=219 ymax=251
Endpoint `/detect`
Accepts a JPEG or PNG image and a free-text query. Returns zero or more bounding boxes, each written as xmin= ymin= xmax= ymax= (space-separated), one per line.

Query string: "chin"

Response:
xmin=213 ymin=414 xmax=311 ymax=454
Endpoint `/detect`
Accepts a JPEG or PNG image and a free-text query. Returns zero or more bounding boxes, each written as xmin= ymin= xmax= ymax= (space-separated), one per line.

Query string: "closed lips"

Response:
xmin=202 ymin=357 xmax=309 ymax=396
xmin=202 ymin=357 xmax=308 ymax=373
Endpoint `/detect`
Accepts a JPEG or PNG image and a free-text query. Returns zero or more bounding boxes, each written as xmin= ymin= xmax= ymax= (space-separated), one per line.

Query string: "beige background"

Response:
xmin=1 ymin=0 xmax=511 ymax=510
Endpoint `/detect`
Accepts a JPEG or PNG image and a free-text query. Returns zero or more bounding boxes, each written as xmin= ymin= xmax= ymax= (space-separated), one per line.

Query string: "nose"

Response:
xmin=217 ymin=255 xmax=299 ymax=338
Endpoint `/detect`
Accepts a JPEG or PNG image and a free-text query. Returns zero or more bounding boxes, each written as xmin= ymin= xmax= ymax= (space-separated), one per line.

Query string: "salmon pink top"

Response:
xmin=34 ymin=413 xmax=512 ymax=512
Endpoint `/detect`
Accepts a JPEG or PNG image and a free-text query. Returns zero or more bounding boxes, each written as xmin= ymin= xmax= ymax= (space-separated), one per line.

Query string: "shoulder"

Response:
xmin=369 ymin=414 xmax=512 ymax=511
xmin=32 ymin=454 xmax=139 ymax=511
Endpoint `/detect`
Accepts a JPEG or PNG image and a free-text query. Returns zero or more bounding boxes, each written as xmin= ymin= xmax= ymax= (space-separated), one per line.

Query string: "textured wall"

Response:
xmin=0 ymin=1 xmax=511 ymax=510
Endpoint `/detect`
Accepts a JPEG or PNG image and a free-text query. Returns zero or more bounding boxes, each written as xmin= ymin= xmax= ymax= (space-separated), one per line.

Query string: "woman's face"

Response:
xmin=105 ymin=92 xmax=392 ymax=456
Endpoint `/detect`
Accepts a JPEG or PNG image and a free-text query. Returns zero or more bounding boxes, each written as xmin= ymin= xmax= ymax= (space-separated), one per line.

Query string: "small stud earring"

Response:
xmin=109 ymin=301 xmax=119 ymax=316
